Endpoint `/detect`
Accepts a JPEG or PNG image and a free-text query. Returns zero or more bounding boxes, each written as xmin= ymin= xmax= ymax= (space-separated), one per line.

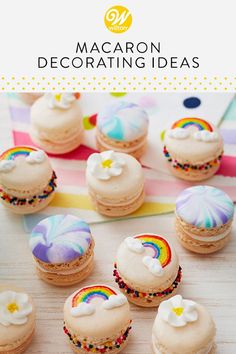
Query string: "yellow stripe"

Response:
xmin=50 ymin=192 xmax=175 ymax=215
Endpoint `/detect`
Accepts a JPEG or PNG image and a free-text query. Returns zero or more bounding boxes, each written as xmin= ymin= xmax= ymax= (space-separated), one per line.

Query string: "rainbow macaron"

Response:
xmin=152 ymin=295 xmax=216 ymax=354
xmin=29 ymin=214 xmax=95 ymax=286
xmin=163 ymin=118 xmax=223 ymax=181
xmin=30 ymin=93 xmax=84 ymax=154
xmin=0 ymin=146 xmax=57 ymax=214
xmin=114 ymin=234 xmax=182 ymax=307
xmin=86 ymin=150 xmax=145 ymax=217
xmin=63 ymin=284 xmax=132 ymax=354
xmin=175 ymin=186 xmax=234 ymax=254
xmin=0 ymin=285 xmax=36 ymax=354
xmin=96 ymin=101 xmax=149 ymax=159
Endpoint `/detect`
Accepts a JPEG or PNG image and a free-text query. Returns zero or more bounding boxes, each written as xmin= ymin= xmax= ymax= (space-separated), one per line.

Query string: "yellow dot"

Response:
xmin=102 ymin=159 xmax=113 ymax=168
xmin=172 ymin=307 xmax=184 ymax=316
xmin=7 ymin=303 xmax=19 ymax=313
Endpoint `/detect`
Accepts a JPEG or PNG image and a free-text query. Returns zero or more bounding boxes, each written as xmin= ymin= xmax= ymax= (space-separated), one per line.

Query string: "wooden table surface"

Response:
xmin=0 ymin=94 xmax=236 ymax=353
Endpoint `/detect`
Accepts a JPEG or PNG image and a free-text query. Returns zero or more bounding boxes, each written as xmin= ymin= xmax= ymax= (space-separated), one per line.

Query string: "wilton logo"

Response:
xmin=104 ymin=5 xmax=132 ymax=34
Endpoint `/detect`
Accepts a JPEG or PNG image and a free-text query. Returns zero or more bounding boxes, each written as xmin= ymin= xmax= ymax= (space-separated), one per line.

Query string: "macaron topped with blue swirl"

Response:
xmin=96 ymin=101 xmax=149 ymax=159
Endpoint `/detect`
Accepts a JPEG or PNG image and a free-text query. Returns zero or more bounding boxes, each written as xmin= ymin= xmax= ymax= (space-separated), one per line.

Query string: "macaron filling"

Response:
xmin=113 ymin=264 xmax=182 ymax=300
xmin=63 ymin=323 xmax=132 ymax=353
xmin=0 ymin=171 xmax=57 ymax=206
xmin=163 ymin=146 xmax=223 ymax=172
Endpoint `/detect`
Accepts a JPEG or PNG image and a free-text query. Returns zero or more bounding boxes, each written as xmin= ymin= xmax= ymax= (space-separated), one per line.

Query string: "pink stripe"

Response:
xmin=145 ymin=179 xmax=236 ymax=201
xmin=12 ymin=130 xmax=97 ymax=160
xmin=57 ymin=168 xmax=86 ymax=186
xmin=216 ymin=155 xmax=236 ymax=177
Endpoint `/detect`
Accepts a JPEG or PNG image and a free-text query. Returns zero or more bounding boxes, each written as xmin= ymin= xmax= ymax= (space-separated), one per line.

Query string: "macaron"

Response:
xmin=163 ymin=118 xmax=223 ymax=181
xmin=18 ymin=93 xmax=43 ymax=105
xmin=30 ymin=93 xmax=83 ymax=154
xmin=0 ymin=285 xmax=35 ymax=354
xmin=29 ymin=214 xmax=95 ymax=286
xmin=63 ymin=284 xmax=132 ymax=354
xmin=175 ymin=185 xmax=234 ymax=254
xmin=0 ymin=146 xmax=57 ymax=214
xmin=86 ymin=150 xmax=145 ymax=217
xmin=152 ymin=295 xmax=216 ymax=354
xmin=114 ymin=234 xmax=182 ymax=307
xmin=96 ymin=101 xmax=149 ymax=159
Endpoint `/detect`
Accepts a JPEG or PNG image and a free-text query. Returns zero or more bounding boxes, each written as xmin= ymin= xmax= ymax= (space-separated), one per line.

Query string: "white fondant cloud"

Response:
xmin=102 ymin=294 xmax=127 ymax=310
xmin=125 ymin=237 xmax=144 ymax=254
xmin=193 ymin=130 xmax=218 ymax=142
xmin=142 ymin=256 xmax=164 ymax=277
xmin=168 ymin=128 xmax=190 ymax=139
xmin=70 ymin=302 xmax=95 ymax=317
xmin=26 ymin=150 xmax=46 ymax=164
xmin=0 ymin=160 xmax=16 ymax=173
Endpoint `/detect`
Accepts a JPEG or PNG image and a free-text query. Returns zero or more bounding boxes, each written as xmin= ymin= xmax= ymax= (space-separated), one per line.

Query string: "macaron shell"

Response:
xmin=116 ymin=237 xmax=179 ymax=292
xmin=31 ymin=95 xmax=83 ymax=136
xmin=152 ymin=303 xmax=216 ymax=353
xmin=64 ymin=287 xmax=130 ymax=339
xmin=0 ymin=285 xmax=35 ymax=347
xmin=86 ymin=153 xmax=144 ymax=200
xmin=164 ymin=126 xmax=223 ymax=164
xmin=0 ymin=154 xmax=53 ymax=196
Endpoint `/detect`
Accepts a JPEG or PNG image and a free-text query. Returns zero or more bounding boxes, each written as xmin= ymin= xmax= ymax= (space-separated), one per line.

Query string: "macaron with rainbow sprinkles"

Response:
xmin=0 ymin=146 xmax=57 ymax=214
xmin=63 ymin=284 xmax=131 ymax=354
xmin=163 ymin=117 xmax=223 ymax=181
xmin=29 ymin=214 xmax=95 ymax=286
xmin=114 ymin=234 xmax=182 ymax=307
xmin=175 ymin=185 xmax=234 ymax=254
xmin=96 ymin=101 xmax=149 ymax=159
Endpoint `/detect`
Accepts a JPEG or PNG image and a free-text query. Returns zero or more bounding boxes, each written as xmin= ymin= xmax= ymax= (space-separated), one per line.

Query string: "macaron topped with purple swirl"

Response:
xmin=29 ymin=214 xmax=95 ymax=286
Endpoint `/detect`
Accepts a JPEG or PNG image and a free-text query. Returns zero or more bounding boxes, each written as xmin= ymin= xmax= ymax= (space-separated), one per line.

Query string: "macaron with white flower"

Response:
xmin=63 ymin=284 xmax=132 ymax=354
xmin=30 ymin=93 xmax=83 ymax=154
xmin=86 ymin=150 xmax=145 ymax=217
xmin=0 ymin=146 xmax=57 ymax=214
xmin=163 ymin=118 xmax=223 ymax=181
xmin=114 ymin=234 xmax=182 ymax=307
xmin=0 ymin=285 xmax=35 ymax=354
xmin=152 ymin=295 xmax=216 ymax=354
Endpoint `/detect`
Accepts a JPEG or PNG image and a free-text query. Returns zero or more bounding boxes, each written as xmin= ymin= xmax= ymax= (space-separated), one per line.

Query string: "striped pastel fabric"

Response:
xmin=6 ymin=93 xmax=236 ymax=232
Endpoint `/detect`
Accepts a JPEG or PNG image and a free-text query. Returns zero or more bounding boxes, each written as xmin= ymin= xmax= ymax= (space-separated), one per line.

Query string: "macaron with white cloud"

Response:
xmin=175 ymin=185 xmax=234 ymax=254
xmin=86 ymin=150 xmax=145 ymax=217
xmin=30 ymin=93 xmax=83 ymax=154
xmin=63 ymin=285 xmax=132 ymax=353
xmin=163 ymin=118 xmax=223 ymax=181
xmin=96 ymin=101 xmax=149 ymax=159
xmin=114 ymin=234 xmax=182 ymax=307
xmin=0 ymin=285 xmax=35 ymax=354
xmin=0 ymin=146 xmax=57 ymax=214
xmin=152 ymin=295 xmax=216 ymax=354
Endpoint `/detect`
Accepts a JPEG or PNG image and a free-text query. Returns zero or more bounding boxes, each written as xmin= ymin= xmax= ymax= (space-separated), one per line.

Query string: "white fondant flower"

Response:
xmin=125 ymin=237 xmax=144 ymax=254
xmin=168 ymin=128 xmax=190 ymax=139
xmin=193 ymin=130 xmax=218 ymax=142
xmin=0 ymin=291 xmax=32 ymax=326
xmin=102 ymin=294 xmax=127 ymax=310
xmin=47 ymin=93 xmax=76 ymax=109
xmin=142 ymin=256 xmax=164 ymax=277
xmin=158 ymin=295 xmax=198 ymax=327
xmin=26 ymin=150 xmax=46 ymax=164
xmin=70 ymin=302 xmax=95 ymax=317
xmin=87 ymin=150 xmax=126 ymax=180
xmin=0 ymin=160 xmax=16 ymax=173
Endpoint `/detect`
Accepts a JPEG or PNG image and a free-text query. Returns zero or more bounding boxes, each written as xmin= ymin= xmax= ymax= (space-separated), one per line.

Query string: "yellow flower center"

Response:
xmin=54 ymin=94 xmax=62 ymax=102
xmin=101 ymin=159 xmax=113 ymax=168
xmin=172 ymin=307 xmax=184 ymax=316
xmin=7 ymin=303 xmax=19 ymax=313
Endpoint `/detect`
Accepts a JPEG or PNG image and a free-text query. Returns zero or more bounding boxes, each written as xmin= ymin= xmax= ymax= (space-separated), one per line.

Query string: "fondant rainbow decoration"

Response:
xmin=72 ymin=286 xmax=116 ymax=307
xmin=172 ymin=118 xmax=213 ymax=132
xmin=135 ymin=234 xmax=171 ymax=267
xmin=0 ymin=146 xmax=36 ymax=161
